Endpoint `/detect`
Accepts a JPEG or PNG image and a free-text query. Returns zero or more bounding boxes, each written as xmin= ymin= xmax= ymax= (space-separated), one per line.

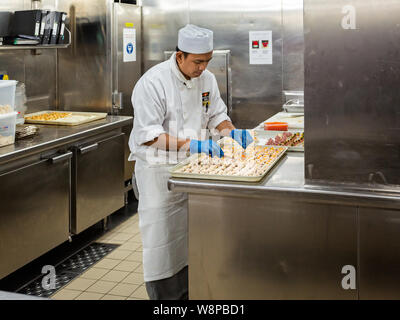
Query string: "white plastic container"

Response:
xmin=0 ymin=112 xmax=17 ymax=147
xmin=0 ymin=80 xmax=18 ymax=112
xmin=14 ymin=83 xmax=27 ymax=125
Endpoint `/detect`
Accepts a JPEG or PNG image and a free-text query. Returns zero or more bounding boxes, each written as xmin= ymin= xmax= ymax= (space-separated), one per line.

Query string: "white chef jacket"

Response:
xmin=128 ymin=52 xmax=231 ymax=165
xmin=128 ymin=53 xmax=231 ymax=282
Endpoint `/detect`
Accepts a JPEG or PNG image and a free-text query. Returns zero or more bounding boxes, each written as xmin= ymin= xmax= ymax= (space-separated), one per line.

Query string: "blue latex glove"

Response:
xmin=230 ymin=129 xmax=254 ymax=149
xmin=190 ymin=139 xmax=224 ymax=158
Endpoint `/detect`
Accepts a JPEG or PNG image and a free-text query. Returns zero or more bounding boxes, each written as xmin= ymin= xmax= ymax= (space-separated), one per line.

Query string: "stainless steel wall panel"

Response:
xmin=0 ymin=51 xmax=25 ymax=85
xmin=304 ymin=0 xmax=400 ymax=189
xmin=359 ymin=207 xmax=400 ymax=299
xmin=24 ymin=50 xmax=57 ymax=112
xmin=0 ymin=0 xmax=57 ymax=112
xmin=57 ymin=0 xmax=112 ymax=113
xmin=141 ymin=0 xmax=189 ymax=71
xmin=282 ymin=0 xmax=304 ymax=92
xmin=189 ymin=0 xmax=283 ymax=128
xmin=0 ymin=1 xmax=22 ymax=11
xmin=189 ymin=194 xmax=358 ymax=299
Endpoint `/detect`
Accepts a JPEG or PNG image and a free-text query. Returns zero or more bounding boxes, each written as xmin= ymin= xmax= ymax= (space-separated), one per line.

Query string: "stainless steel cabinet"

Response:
xmin=0 ymin=151 xmax=71 ymax=279
xmin=188 ymin=194 xmax=358 ymax=299
xmin=71 ymin=132 xmax=125 ymax=234
xmin=359 ymin=207 xmax=400 ymax=299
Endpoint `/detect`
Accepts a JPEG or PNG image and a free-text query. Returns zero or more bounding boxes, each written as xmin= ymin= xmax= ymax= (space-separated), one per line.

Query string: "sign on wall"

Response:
xmin=249 ymin=30 xmax=273 ymax=65
xmin=123 ymin=28 xmax=136 ymax=62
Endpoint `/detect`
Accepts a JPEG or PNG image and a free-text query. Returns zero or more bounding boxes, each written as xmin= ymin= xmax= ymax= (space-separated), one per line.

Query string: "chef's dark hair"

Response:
xmin=176 ymin=46 xmax=189 ymax=58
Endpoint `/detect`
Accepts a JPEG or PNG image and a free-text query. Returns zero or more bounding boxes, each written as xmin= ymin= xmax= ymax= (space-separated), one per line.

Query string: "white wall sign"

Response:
xmin=123 ymin=28 xmax=136 ymax=62
xmin=249 ymin=30 xmax=273 ymax=65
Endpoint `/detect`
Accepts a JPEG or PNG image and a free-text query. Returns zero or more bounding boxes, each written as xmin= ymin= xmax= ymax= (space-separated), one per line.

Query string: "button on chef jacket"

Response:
xmin=128 ymin=52 xmax=231 ymax=165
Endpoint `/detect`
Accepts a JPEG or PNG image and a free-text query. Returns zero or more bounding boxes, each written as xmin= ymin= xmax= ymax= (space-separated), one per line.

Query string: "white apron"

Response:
xmin=134 ymin=160 xmax=188 ymax=282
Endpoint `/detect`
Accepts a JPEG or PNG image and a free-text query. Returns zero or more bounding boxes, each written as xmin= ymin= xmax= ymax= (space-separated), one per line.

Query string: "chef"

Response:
xmin=128 ymin=24 xmax=253 ymax=300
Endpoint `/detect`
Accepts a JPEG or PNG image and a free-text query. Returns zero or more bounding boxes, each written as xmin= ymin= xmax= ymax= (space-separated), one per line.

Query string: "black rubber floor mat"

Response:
xmin=16 ymin=242 xmax=119 ymax=298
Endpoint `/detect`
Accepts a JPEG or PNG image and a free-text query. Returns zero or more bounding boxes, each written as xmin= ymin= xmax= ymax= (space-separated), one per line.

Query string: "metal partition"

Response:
xmin=304 ymin=0 xmax=400 ymax=190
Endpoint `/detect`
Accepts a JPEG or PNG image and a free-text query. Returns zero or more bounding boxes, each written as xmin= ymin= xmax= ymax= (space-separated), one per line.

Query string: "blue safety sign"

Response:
xmin=126 ymin=43 xmax=134 ymax=54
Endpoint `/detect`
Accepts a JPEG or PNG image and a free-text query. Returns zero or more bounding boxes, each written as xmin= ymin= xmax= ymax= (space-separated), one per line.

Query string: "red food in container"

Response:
xmin=264 ymin=122 xmax=288 ymax=131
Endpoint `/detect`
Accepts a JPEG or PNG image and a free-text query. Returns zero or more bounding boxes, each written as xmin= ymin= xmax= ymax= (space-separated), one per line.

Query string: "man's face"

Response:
xmin=176 ymin=51 xmax=213 ymax=79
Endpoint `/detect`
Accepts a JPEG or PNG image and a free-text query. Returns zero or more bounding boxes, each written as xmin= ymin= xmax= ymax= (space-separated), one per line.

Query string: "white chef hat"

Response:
xmin=178 ymin=24 xmax=213 ymax=54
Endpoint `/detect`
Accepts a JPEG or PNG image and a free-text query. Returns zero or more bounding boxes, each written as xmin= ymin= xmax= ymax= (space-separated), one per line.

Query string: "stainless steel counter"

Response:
xmin=0 ymin=116 xmax=132 ymax=164
xmin=0 ymin=115 xmax=132 ymax=280
xmin=168 ymin=151 xmax=400 ymax=299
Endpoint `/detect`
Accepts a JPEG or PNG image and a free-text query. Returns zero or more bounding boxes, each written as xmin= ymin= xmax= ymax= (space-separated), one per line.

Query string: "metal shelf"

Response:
xmin=0 ymin=44 xmax=70 ymax=50
xmin=0 ymin=28 xmax=71 ymax=51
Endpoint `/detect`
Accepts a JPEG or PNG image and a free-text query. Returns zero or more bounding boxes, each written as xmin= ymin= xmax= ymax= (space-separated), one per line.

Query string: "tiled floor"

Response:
xmin=50 ymin=214 xmax=149 ymax=300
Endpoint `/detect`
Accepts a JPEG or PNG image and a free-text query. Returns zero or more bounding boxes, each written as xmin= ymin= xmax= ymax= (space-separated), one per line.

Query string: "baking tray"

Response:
xmin=24 ymin=111 xmax=107 ymax=126
xmin=254 ymin=129 xmax=304 ymax=152
xmin=169 ymin=146 xmax=288 ymax=182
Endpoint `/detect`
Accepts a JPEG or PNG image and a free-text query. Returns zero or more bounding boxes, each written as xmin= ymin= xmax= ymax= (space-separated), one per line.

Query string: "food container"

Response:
xmin=14 ymin=82 xmax=27 ymax=125
xmin=0 ymin=112 xmax=17 ymax=147
xmin=283 ymin=99 xmax=304 ymax=113
xmin=0 ymin=80 xmax=18 ymax=112
xmin=264 ymin=122 xmax=288 ymax=131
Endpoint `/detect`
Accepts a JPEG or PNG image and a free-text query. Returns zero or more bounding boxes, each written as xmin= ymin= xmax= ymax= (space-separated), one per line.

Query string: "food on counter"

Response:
xmin=266 ymin=131 xmax=304 ymax=147
xmin=264 ymin=122 xmax=288 ymax=131
xmin=25 ymin=112 xmax=72 ymax=121
xmin=24 ymin=111 xmax=107 ymax=125
xmin=0 ymin=135 xmax=14 ymax=147
xmin=15 ymin=125 xmax=39 ymax=140
xmin=0 ymin=105 xmax=12 ymax=114
xmin=176 ymin=138 xmax=286 ymax=177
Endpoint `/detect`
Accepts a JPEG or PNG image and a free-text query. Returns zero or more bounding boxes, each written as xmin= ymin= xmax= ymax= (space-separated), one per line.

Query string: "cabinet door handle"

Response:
xmin=47 ymin=151 xmax=73 ymax=164
xmin=78 ymin=143 xmax=99 ymax=154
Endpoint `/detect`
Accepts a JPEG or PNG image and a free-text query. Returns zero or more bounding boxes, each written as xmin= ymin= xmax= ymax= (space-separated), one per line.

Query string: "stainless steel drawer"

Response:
xmin=0 ymin=152 xmax=71 ymax=279
xmin=71 ymin=133 xmax=125 ymax=234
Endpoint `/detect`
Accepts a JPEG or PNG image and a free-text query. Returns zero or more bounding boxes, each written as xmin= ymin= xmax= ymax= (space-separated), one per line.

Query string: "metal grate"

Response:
xmin=17 ymin=242 xmax=119 ymax=298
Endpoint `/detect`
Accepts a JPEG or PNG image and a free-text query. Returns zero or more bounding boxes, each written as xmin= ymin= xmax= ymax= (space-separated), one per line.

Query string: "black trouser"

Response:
xmin=145 ymin=266 xmax=188 ymax=300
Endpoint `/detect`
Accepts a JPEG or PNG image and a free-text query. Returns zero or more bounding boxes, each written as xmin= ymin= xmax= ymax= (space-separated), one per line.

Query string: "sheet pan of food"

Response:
xmin=170 ymin=137 xmax=287 ymax=182
xmin=24 ymin=111 xmax=107 ymax=126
